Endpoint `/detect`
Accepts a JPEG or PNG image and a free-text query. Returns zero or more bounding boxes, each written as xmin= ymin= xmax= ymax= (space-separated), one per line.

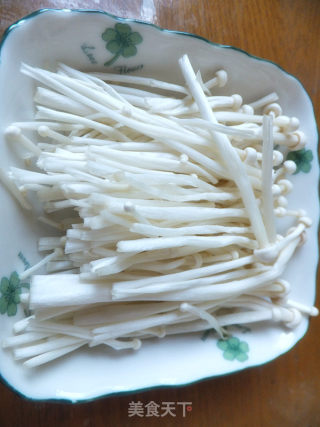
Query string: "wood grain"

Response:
xmin=0 ymin=1 xmax=319 ymax=426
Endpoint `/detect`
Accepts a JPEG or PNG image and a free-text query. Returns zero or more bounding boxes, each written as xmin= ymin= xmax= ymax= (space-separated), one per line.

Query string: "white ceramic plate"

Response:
xmin=0 ymin=9 xmax=318 ymax=402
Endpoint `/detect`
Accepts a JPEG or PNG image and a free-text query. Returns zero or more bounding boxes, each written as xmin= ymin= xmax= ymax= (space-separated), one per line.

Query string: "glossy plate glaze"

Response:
xmin=0 ymin=9 xmax=318 ymax=402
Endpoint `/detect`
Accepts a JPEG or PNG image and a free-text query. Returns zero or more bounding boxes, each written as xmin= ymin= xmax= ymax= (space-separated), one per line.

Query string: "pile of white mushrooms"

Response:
xmin=0 ymin=55 xmax=317 ymax=368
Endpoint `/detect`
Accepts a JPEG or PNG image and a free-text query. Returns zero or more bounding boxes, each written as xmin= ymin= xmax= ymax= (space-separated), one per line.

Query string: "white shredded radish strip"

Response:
xmin=0 ymin=56 xmax=316 ymax=368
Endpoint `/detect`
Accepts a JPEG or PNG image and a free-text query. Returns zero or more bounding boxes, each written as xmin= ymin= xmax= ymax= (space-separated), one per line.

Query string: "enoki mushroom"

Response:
xmin=0 ymin=55 xmax=317 ymax=368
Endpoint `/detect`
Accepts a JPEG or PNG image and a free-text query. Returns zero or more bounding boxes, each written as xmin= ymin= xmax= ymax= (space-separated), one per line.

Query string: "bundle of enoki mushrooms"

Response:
xmin=1 ymin=55 xmax=317 ymax=368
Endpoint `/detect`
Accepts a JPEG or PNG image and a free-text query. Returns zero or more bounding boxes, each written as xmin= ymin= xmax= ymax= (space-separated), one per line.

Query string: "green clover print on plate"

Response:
xmin=217 ymin=336 xmax=249 ymax=362
xmin=0 ymin=272 xmax=29 ymax=317
xmin=102 ymin=23 xmax=143 ymax=66
xmin=286 ymin=148 xmax=313 ymax=174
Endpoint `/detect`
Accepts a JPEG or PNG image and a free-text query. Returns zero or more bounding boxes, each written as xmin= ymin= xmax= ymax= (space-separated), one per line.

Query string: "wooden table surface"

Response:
xmin=0 ymin=1 xmax=319 ymax=426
